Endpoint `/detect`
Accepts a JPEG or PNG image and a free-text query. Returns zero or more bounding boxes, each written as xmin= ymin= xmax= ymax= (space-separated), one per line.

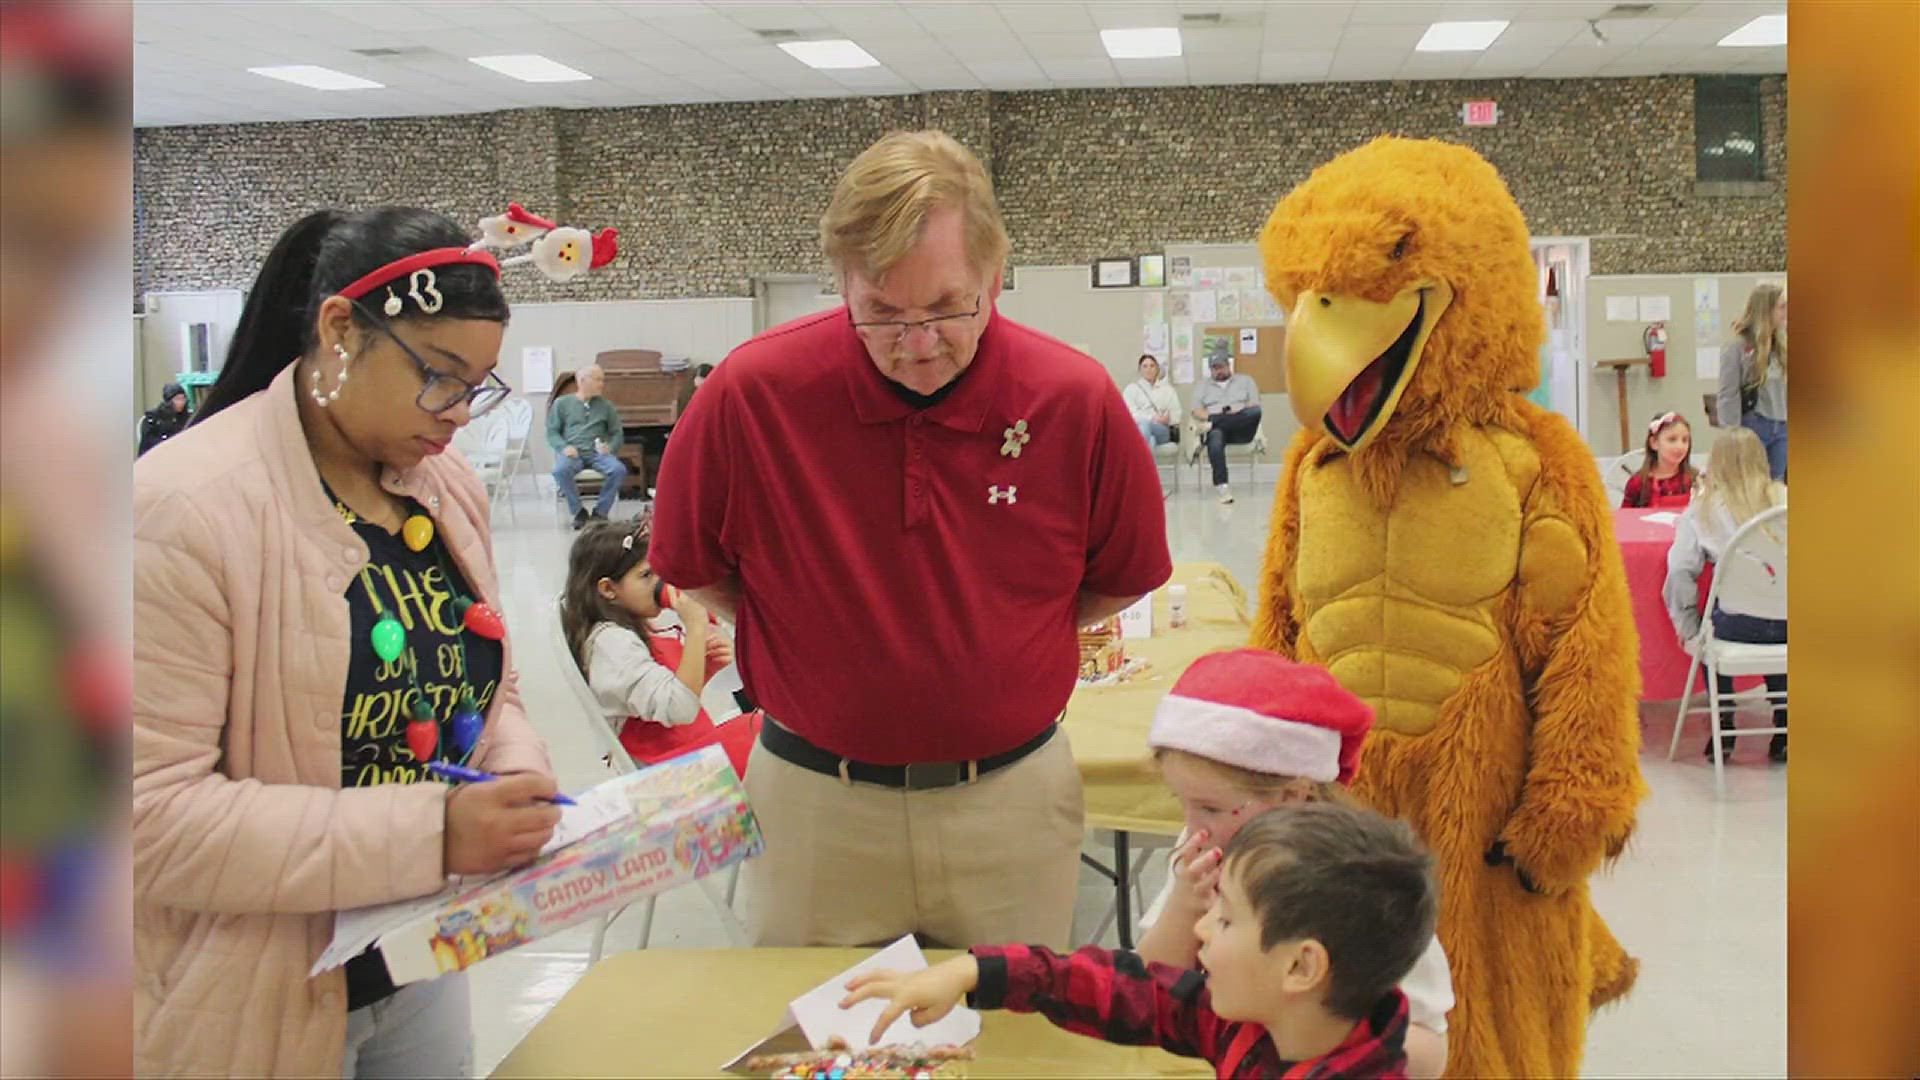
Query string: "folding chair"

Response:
xmin=546 ymin=602 xmax=747 ymax=959
xmin=1666 ymin=505 xmax=1788 ymax=797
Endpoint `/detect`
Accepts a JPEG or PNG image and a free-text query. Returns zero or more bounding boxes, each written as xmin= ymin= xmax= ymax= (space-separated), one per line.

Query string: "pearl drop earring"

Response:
xmin=311 ymin=343 xmax=351 ymax=407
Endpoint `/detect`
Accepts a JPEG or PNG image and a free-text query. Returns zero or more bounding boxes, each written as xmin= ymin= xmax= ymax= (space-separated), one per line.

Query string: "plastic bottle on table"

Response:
xmin=1168 ymin=584 xmax=1188 ymax=628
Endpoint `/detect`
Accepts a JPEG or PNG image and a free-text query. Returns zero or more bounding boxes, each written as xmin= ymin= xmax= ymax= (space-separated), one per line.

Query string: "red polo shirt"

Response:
xmin=650 ymin=308 xmax=1171 ymax=765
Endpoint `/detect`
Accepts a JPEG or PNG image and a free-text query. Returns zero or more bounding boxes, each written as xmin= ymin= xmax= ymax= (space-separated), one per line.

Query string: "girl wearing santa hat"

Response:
xmin=1135 ymin=649 xmax=1454 ymax=1079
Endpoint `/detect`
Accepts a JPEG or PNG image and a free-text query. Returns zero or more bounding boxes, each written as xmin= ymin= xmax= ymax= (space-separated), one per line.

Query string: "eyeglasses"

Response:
xmin=848 ymin=295 xmax=981 ymax=343
xmin=352 ymin=300 xmax=513 ymax=418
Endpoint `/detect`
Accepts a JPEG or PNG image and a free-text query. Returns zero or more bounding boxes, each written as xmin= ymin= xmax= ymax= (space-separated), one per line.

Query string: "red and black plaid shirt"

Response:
xmin=969 ymin=945 xmax=1409 ymax=1079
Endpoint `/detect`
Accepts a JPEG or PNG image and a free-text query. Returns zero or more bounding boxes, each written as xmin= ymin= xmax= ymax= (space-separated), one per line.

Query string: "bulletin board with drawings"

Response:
xmin=1201 ymin=323 xmax=1287 ymax=394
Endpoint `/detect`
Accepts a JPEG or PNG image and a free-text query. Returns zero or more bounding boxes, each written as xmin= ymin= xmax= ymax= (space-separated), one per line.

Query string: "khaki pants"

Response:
xmin=738 ymin=730 xmax=1085 ymax=950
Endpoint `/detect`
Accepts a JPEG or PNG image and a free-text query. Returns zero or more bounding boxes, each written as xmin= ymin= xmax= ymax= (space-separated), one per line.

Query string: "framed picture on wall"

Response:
xmin=1092 ymin=257 xmax=1135 ymax=289
xmin=1137 ymin=254 xmax=1167 ymax=289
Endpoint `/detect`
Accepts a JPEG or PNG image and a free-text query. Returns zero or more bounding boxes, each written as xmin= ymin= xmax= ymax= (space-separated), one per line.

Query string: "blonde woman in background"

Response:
xmin=1715 ymin=284 xmax=1788 ymax=479
xmin=1664 ymin=427 xmax=1789 ymax=763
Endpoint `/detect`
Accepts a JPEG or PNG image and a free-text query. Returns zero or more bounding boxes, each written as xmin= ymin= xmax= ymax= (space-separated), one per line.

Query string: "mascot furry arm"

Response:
xmin=1251 ymin=137 xmax=1646 ymax=1077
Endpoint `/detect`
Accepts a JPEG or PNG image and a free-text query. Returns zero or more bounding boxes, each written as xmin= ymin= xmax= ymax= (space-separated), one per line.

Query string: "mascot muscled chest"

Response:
xmin=1293 ymin=429 xmax=1535 ymax=737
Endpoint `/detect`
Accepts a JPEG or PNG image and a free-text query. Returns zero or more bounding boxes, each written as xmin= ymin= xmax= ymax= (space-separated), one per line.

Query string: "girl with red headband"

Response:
xmin=1621 ymin=411 xmax=1699 ymax=510
xmin=133 ymin=207 xmax=558 ymax=1077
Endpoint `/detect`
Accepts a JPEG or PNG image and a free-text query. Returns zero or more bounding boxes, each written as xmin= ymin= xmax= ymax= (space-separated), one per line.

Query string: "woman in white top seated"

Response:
xmin=1664 ymin=426 xmax=1788 ymax=762
xmin=1122 ymin=354 xmax=1181 ymax=450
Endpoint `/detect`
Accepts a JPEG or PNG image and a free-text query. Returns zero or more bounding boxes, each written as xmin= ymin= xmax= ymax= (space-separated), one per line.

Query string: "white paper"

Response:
xmin=1168 ymin=291 xmax=1192 ymax=319
xmin=521 ymin=346 xmax=554 ymax=391
xmin=1190 ymin=290 xmax=1217 ymax=322
xmin=1118 ymin=594 xmax=1153 ymax=639
xmin=1172 ymin=359 xmax=1195 ymax=385
xmin=1641 ymin=511 xmax=1681 ymax=526
xmin=1239 ymin=328 xmax=1258 ymax=354
xmin=541 ymin=785 xmax=635 ymax=855
xmin=1143 ymin=322 xmax=1168 ymax=353
xmin=1141 ymin=291 xmax=1165 ymax=325
xmin=1639 ymin=296 xmax=1671 ymax=322
xmin=1692 ymin=278 xmax=1719 ymax=313
xmin=1695 ymin=345 xmax=1720 ymax=379
xmin=1217 ymin=289 xmax=1242 ymax=321
xmin=724 ymin=936 xmax=981 ymax=1070
xmin=1225 ymin=266 xmax=1257 ymax=289
xmin=1194 ymin=267 xmax=1225 ymax=291
xmin=1605 ymin=296 xmax=1640 ymax=322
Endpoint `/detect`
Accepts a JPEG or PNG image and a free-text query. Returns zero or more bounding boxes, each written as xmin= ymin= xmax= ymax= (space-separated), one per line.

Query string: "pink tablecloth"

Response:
xmin=1613 ymin=507 xmax=1758 ymax=701
xmin=1613 ymin=508 xmax=1698 ymax=701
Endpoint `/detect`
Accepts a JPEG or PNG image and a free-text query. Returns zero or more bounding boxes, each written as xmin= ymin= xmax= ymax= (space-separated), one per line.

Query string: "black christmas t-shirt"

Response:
xmin=336 ymin=498 xmax=503 ymax=1010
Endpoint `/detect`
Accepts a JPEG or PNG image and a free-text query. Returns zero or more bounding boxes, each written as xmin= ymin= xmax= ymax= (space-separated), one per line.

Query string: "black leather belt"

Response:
xmin=758 ymin=718 xmax=1057 ymax=791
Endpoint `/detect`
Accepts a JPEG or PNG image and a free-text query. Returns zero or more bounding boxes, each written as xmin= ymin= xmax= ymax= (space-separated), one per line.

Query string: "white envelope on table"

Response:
xmin=722 ymin=935 xmax=982 ymax=1072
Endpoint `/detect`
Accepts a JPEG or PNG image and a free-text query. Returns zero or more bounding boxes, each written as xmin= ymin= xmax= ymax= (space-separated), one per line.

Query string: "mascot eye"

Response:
xmin=1390 ymin=233 xmax=1413 ymax=261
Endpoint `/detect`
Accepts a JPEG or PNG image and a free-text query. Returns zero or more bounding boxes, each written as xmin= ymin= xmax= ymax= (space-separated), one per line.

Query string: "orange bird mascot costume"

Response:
xmin=1251 ymin=137 xmax=1647 ymax=1077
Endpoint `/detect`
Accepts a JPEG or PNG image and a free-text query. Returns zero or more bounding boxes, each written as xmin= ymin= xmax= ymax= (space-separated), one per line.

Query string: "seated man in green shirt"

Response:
xmin=548 ymin=364 xmax=628 ymax=527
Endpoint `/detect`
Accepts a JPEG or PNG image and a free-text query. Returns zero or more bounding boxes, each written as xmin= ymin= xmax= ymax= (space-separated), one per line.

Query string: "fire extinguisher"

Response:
xmin=1644 ymin=321 xmax=1668 ymax=378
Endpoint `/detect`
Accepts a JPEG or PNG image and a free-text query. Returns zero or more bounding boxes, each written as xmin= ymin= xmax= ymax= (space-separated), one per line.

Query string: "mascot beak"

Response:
xmin=1286 ymin=280 xmax=1452 ymax=452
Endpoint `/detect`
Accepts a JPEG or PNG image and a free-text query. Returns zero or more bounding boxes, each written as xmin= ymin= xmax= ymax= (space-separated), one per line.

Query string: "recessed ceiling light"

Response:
xmin=468 ymin=54 xmax=592 ymax=83
xmin=1718 ymin=14 xmax=1786 ymax=47
xmin=777 ymin=39 xmax=881 ymax=70
xmin=1415 ymin=21 xmax=1510 ymax=52
xmin=247 ymin=65 xmax=383 ymax=91
xmin=1101 ymin=27 xmax=1183 ymax=60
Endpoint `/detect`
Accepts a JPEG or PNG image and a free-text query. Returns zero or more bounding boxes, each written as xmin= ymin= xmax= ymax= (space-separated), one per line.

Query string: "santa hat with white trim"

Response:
xmin=1149 ymin=649 xmax=1374 ymax=785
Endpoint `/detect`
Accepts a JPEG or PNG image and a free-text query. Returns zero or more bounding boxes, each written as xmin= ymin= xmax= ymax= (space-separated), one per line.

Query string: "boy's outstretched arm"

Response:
xmin=844 ymin=946 xmax=1227 ymax=1062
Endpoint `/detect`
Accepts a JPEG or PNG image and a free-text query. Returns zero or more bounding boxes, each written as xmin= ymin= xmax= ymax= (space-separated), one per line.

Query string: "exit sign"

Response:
xmin=1462 ymin=100 xmax=1499 ymax=126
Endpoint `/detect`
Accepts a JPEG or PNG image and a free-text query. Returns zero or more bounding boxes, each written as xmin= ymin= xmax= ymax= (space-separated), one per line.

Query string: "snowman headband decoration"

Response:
xmin=333 ymin=203 xmax=619 ymax=319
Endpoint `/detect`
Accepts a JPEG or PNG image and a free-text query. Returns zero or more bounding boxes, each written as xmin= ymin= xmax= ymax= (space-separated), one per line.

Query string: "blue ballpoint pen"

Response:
xmin=424 ymin=761 xmax=577 ymax=805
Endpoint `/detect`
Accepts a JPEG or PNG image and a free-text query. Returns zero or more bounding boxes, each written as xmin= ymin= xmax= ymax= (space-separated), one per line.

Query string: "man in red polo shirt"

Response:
xmin=651 ymin=130 xmax=1171 ymax=950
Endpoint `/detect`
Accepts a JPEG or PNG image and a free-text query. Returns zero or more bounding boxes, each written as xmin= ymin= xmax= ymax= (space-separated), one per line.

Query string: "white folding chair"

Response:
xmin=1151 ymin=437 xmax=1182 ymax=495
xmin=1189 ymin=417 xmax=1269 ymax=487
xmin=490 ymin=396 xmax=536 ymax=524
xmin=546 ymin=602 xmax=747 ymax=960
xmin=458 ymin=410 xmax=512 ymax=508
xmin=1666 ymin=505 xmax=1788 ymax=797
xmin=1601 ymin=451 xmax=1642 ymax=506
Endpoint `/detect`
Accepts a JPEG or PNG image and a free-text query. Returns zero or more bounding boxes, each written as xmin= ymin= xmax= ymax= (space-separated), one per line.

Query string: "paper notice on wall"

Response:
xmin=1239 ymin=327 xmax=1259 ymax=354
xmin=521 ymin=346 xmax=555 ymax=392
xmin=1639 ymin=295 xmax=1671 ymax=321
xmin=1693 ymin=278 xmax=1719 ymax=313
xmin=1195 ymin=267 xmax=1225 ymax=291
xmin=1171 ymin=319 xmax=1193 ymax=358
xmin=1225 ymin=266 xmax=1257 ymax=290
xmin=1169 ymin=291 xmax=1192 ymax=319
xmin=1169 ymin=256 xmax=1193 ymax=288
xmin=1143 ymin=322 xmax=1168 ymax=353
xmin=1605 ymin=296 xmax=1640 ymax=322
xmin=1189 ymin=291 xmax=1217 ymax=322
xmin=1217 ymin=289 xmax=1242 ymax=321
xmin=1141 ymin=291 xmax=1165 ymax=325
xmin=1695 ymin=346 xmax=1720 ymax=379
xmin=1172 ymin=358 xmax=1195 ymax=384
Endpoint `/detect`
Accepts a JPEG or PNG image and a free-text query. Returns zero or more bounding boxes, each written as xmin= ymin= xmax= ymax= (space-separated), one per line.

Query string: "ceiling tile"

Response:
xmin=993 ymin=2 xmax=1097 ymax=33
xmin=1590 ymin=17 xmax=1676 ymax=46
xmin=1260 ymin=49 xmax=1336 ymax=79
xmin=1085 ymin=2 xmax=1182 ymax=30
xmin=1651 ymin=16 xmax=1765 ymax=47
xmin=1496 ymin=19 xmax=1585 ymax=48
xmin=637 ymin=16 xmax=769 ymax=47
xmin=1345 ymin=2 xmax=1453 ymax=26
xmin=908 ymin=3 xmax=1016 ymax=33
xmin=1261 ymin=23 xmax=1345 ymax=49
xmin=1339 ymin=24 xmax=1428 ymax=49
xmin=1039 ymin=58 xmax=1118 ymax=79
xmin=964 ymin=59 xmax=1045 ymax=79
xmin=1017 ymin=31 xmax=1112 ymax=61
xmin=904 ymin=70 xmax=987 ymax=90
xmin=1181 ymin=27 xmax=1262 ymax=56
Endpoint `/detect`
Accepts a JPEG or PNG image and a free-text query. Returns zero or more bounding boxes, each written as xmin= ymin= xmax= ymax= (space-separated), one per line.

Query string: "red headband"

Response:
xmin=335 ymin=247 xmax=501 ymax=303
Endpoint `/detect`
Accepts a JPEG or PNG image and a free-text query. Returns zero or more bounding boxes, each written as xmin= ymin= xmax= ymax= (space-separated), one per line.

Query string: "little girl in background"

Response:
xmin=1135 ymin=649 xmax=1453 ymax=1080
xmin=1621 ymin=411 xmax=1699 ymax=509
xmin=561 ymin=518 xmax=758 ymax=778
xmin=1663 ymin=426 xmax=1789 ymax=763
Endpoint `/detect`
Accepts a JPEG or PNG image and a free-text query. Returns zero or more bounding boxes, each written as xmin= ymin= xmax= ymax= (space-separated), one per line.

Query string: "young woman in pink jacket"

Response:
xmin=133 ymin=208 xmax=559 ymax=1077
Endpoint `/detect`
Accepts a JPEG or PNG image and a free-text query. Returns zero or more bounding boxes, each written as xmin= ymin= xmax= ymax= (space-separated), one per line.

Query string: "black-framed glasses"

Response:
xmin=351 ymin=300 xmax=513 ymax=418
xmin=848 ymin=294 xmax=981 ymax=343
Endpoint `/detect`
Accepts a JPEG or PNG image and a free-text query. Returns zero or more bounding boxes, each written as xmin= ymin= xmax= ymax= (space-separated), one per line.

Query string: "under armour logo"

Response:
xmin=988 ymin=485 xmax=1017 ymax=505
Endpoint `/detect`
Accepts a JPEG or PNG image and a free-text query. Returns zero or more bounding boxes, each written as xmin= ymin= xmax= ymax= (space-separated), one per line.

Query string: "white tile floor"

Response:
xmin=471 ymin=473 xmax=1786 ymax=1078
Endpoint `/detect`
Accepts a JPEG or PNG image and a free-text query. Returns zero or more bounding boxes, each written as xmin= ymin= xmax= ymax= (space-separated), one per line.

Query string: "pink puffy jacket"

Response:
xmin=133 ymin=364 xmax=552 ymax=1076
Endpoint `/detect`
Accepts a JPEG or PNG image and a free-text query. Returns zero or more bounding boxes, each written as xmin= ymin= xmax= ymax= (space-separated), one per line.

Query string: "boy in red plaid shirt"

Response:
xmin=843 ymin=800 xmax=1438 ymax=1079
